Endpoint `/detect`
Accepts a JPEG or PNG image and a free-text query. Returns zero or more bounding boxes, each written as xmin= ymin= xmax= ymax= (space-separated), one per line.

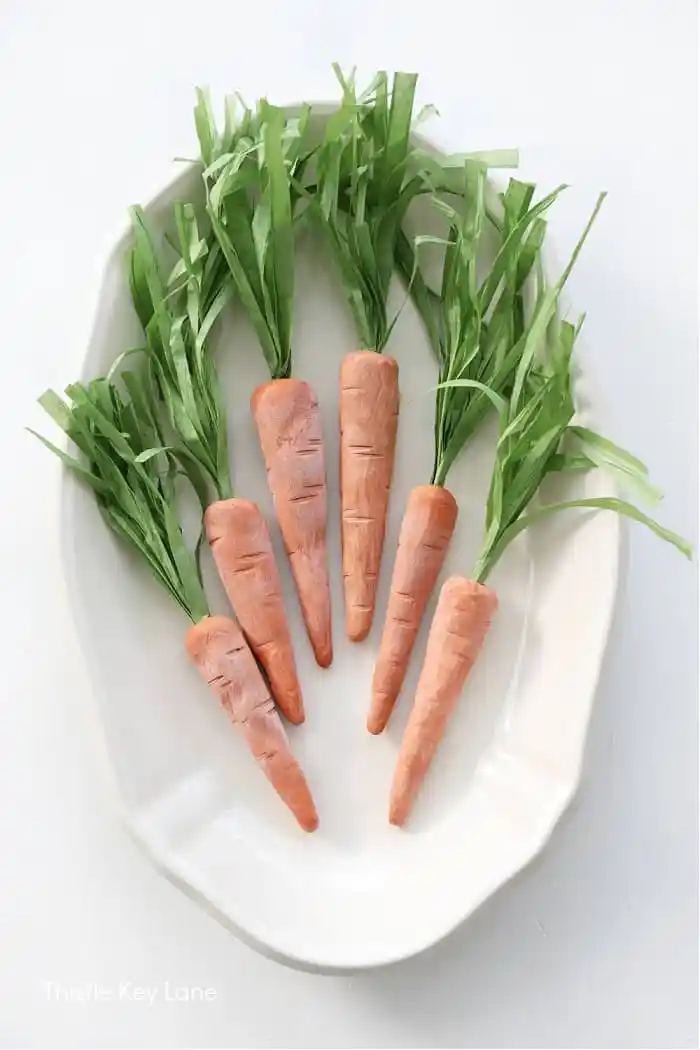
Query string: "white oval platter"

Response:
xmin=60 ymin=108 xmax=620 ymax=971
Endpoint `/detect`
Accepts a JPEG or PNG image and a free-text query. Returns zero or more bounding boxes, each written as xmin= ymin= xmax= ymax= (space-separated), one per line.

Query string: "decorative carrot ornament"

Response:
xmin=369 ymin=165 xmax=573 ymax=733
xmin=196 ymin=95 xmax=333 ymax=669
xmin=308 ymin=68 xmax=423 ymax=642
xmin=29 ymin=376 xmax=318 ymax=831
xmin=129 ymin=202 xmax=305 ymax=725
xmin=388 ymin=196 xmax=691 ymax=826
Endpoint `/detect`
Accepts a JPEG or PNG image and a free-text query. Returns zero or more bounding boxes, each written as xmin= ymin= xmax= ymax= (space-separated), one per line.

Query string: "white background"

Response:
xmin=0 ymin=1 xmax=697 ymax=1047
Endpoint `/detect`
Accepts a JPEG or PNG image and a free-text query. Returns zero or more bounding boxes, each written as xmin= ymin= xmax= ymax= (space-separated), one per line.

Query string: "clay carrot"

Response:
xmin=389 ymin=196 xmax=691 ymax=826
xmin=307 ymin=69 xmax=421 ymax=641
xmin=198 ymin=97 xmax=333 ymax=668
xmin=129 ymin=202 xmax=304 ymax=723
xmin=30 ymin=376 xmax=318 ymax=831
xmin=369 ymin=166 xmax=566 ymax=733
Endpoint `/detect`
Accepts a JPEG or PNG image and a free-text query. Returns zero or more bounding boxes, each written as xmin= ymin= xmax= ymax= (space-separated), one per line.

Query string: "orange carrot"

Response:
xmin=205 ymin=499 xmax=304 ymax=724
xmin=340 ymin=351 xmax=399 ymax=642
xmin=311 ymin=75 xmax=423 ymax=641
xmin=368 ymin=485 xmax=458 ymax=733
xmin=187 ymin=615 xmax=318 ymax=832
xmin=389 ymin=577 xmax=497 ymax=827
xmin=251 ymin=378 xmax=332 ymax=668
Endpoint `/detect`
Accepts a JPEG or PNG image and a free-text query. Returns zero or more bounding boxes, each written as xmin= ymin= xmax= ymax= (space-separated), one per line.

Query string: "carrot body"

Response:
xmin=340 ymin=351 xmax=399 ymax=642
xmin=368 ymin=484 xmax=458 ymax=734
xmin=251 ymin=378 xmax=332 ymax=668
xmin=205 ymin=498 xmax=304 ymax=725
xmin=389 ymin=577 xmax=498 ymax=827
xmin=186 ymin=615 xmax=318 ymax=831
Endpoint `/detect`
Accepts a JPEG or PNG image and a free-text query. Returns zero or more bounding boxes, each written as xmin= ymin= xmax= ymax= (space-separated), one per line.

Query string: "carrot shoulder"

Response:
xmin=389 ymin=576 xmax=497 ymax=827
xmin=205 ymin=498 xmax=304 ymax=724
xmin=368 ymin=484 xmax=458 ymax=734
xmin=186 ymin=615 xmax=318 ymax=831
xmin=251 ymin=378 xmax=332 ymax=668
xmin=340 ymin=351 xmax=399 ymax=642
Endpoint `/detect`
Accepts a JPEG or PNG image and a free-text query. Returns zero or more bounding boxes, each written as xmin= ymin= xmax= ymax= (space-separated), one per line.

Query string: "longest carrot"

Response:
xmin=198 ymin=95 xmax=332 ymax=667
xmin=129 ymin=200 xmax=304 ymax=723
xmin=369 ymin=168 xmax=578 ymax=734
xmin=389 ymin=194 xmax=691 ymax=826
xmin=30 ymin=376 xmax=318 ymax=831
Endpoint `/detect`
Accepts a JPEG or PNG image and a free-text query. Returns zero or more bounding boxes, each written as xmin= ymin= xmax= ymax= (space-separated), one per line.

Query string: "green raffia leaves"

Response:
xmin=567 ymin=425 xmax=663 ymax=505
xmin=129 ymin=203 xmax=233 ymax=501
xmin=30 ymin=378 xmax=210 ymax=623
xmin=312 ymin=69 xmax=429 ymax=352
xmin=455 ymin=194 xmax=691 ymax=580
xmin=429 ymin=168 xmax=561 ymax=485
xmin=198 ymin=92 xmax=313 ymax=379
xmin=473 ymin=497 xmax=692 ymax=583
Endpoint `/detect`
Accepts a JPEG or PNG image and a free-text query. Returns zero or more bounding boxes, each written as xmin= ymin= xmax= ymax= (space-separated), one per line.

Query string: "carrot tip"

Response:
xmin=388 ymin=808 xmax=405 ymax=828
xmin=301 ymin=813 xmax=320 ymax=833
xmin=348 ymin=627 xmax=370 ymax=643
xmin=366 ymin=714 xmax=385 ymax=735
xmin=312 ymin=641 xmax=333 ymax=668
xmin=347 ymin=610 xmax=372 ymax=643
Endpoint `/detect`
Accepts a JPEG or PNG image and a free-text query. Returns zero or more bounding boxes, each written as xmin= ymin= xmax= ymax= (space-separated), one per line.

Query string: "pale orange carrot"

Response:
xmin=340 ymin=351 xmax=400 ymax=642
xmin=389 ymin=577 xmax=498 ymax=827
xmin=368 ymin=484 xmax=458 ymax=734
xmin=186 ymin=615 xmax=318 ymax=831
xmin=205 ymin=499 xmax=304 ymax=725
xmin=251 ymin=378 xmax=332 ymax=668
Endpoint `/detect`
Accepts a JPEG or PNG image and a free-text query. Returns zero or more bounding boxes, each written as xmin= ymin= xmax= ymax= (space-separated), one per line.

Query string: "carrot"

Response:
xmin=205 ymin=499 xmax=304 ymax=723
xmin=32 ymin=376 xmax=319 ymax=832
xmin=251 ymin=379 xmax=332 ymax=668
xmin=200 ymin=101 xmax=333 ymax=667
xmin=312 ymin=71 xmax=431 ymax=641
xmin=389 ymin=577 xmax=496 ymax=826
xmin=129 ymin=204 xmax=306 ymax=718
xmin=340 ymin=351 xmax=399 ymax=641
xmin=187 ymin=615 xmax=318 ymax=831
xmin=389 ymin=191 xmax=691 ymax=826
xmin=368 ymin=484 xmax=457 ymax=733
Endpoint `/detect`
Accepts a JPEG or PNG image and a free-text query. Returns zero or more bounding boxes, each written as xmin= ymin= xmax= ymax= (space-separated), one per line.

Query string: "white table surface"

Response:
xmin=0 ymin=1 xmax=697 ymax=1047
